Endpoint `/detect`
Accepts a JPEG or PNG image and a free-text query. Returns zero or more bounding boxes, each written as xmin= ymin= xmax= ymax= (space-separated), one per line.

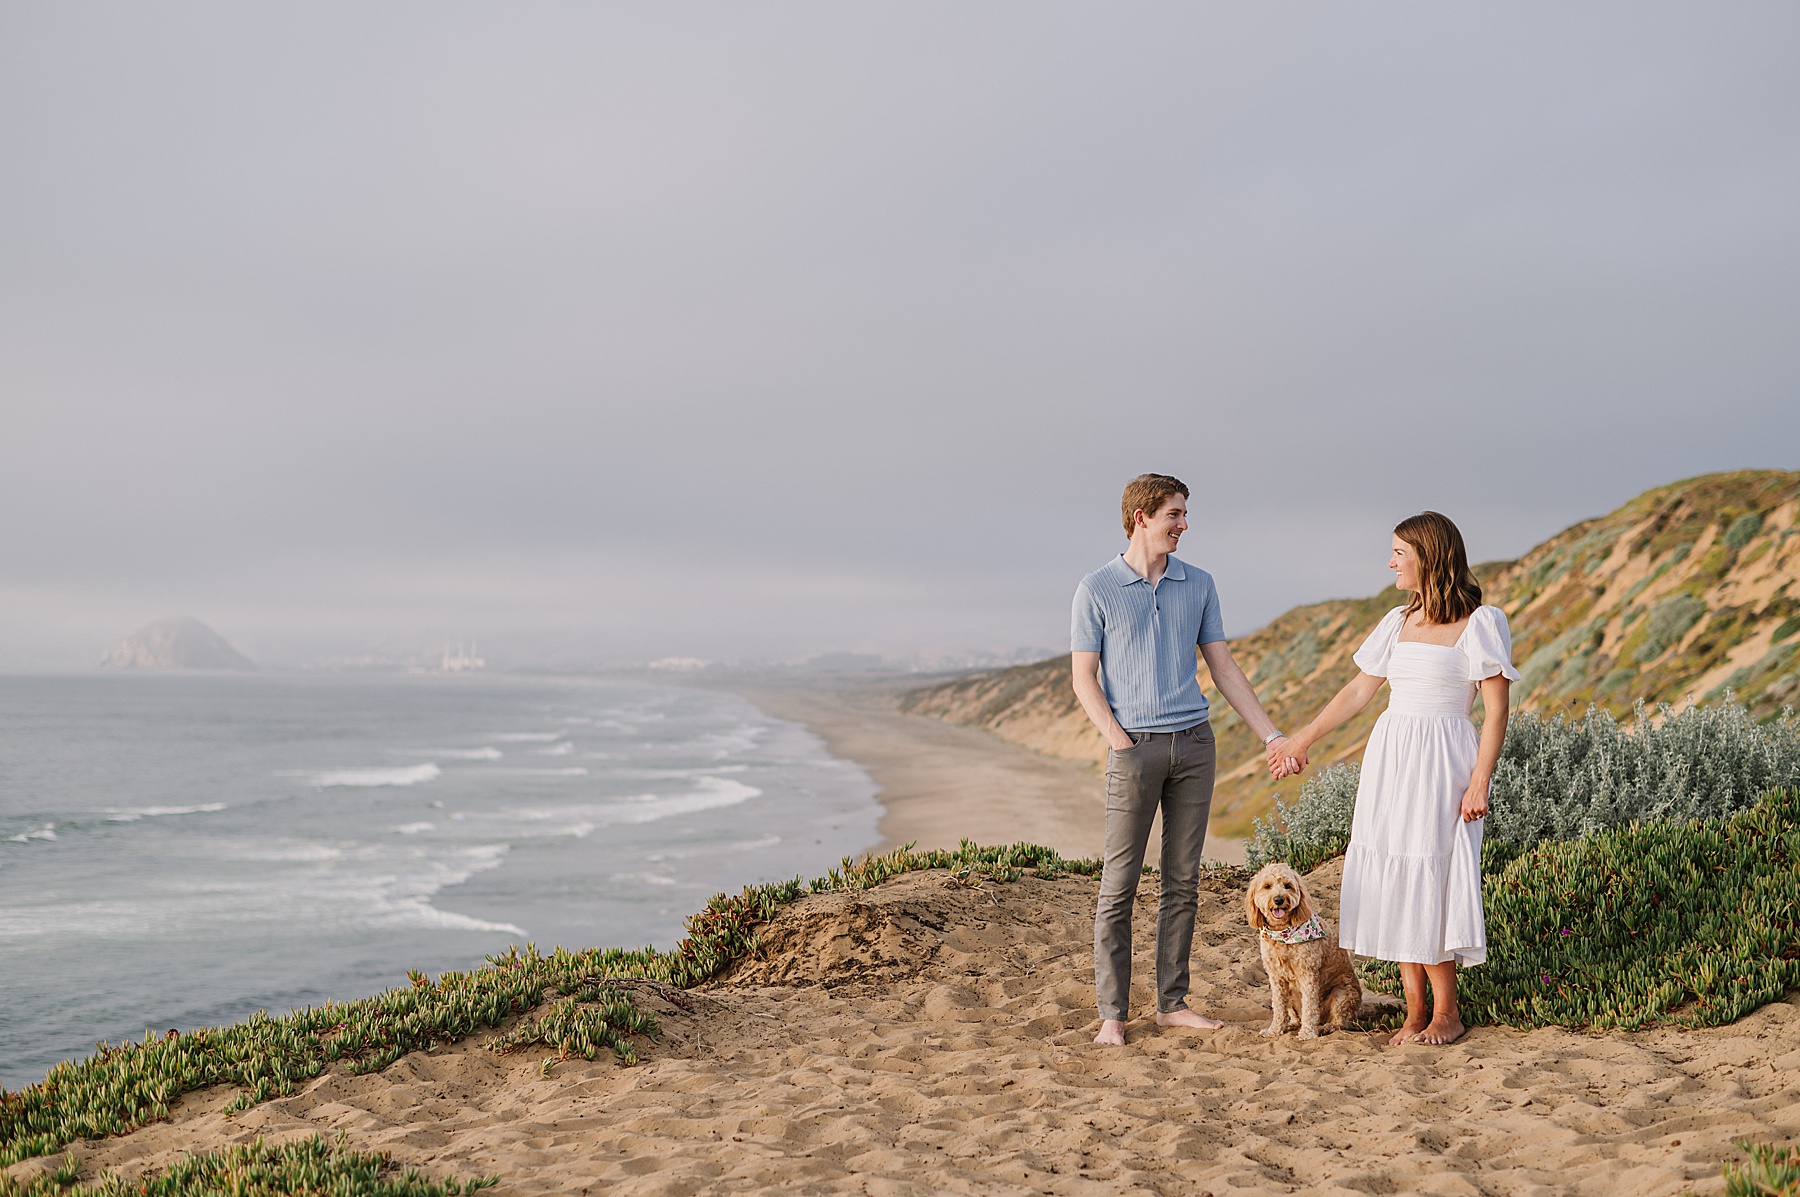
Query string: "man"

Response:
xmin=1072 ymin=473 xmax=1290 ymax=1046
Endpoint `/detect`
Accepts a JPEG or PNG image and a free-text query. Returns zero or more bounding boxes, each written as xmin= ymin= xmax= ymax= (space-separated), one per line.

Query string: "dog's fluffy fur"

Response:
xmin=1245 ymin=862 xmax=1362 ymax=1039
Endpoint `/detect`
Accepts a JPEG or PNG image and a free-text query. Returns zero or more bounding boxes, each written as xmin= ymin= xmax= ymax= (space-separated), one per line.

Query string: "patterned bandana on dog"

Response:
xmin=1260 ymin=913 xmax=1326 ymax=945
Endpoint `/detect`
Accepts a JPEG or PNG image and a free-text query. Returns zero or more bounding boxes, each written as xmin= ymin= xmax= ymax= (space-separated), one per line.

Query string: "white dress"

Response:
xmin=1337 ymin=605 xmax=1520 ymax=967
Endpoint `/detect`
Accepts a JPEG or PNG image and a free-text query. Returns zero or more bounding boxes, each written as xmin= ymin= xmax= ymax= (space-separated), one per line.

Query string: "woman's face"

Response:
xmin=1389 ymin=535 xmax=1421 ymax=592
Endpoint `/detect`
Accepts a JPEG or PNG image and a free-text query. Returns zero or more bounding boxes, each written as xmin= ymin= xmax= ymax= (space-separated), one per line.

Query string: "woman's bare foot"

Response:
xmin=1387 ymin=1016 xmax=1430 ymax=1046
xmin=1094 ymin=1019 xmax=1128 ymax=1046
xmin=1415 ymin=1014 xmax=1466 ymax=1045
xmin=1155 ymin=1008 xmax=1225 ymax=1031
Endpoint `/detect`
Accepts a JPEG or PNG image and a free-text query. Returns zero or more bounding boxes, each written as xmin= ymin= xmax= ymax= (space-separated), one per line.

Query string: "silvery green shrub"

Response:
xmin=1244 ymin=699 xmax=1800 ymax=869
xmin=1246 ymin=763 xmax=1359 ymax=869
xmin=1489 ymin=699 xmax=1800 ymax=843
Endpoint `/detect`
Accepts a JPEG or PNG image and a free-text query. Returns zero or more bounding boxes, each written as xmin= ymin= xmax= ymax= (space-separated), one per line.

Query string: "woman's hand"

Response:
xmin=1460 ymin=776 xmax=1490 ymax=822
xmin=1267 ymin=737 xmax=1308 ymax=778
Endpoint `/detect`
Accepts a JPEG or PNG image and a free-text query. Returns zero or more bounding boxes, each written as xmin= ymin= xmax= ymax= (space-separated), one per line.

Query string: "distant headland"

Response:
xmin=99 ymin=617 xmax=255 ymax=671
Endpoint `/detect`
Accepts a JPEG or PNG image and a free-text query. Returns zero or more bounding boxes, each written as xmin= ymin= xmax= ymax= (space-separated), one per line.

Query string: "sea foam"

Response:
xmin=310 ymin=763 xmax=442 ymax=788
xmin=105 ymin=803 xmax=228 ymax=822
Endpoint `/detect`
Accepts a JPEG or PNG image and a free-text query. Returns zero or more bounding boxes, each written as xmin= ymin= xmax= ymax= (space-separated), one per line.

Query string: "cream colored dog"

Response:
xmin=1245 ymin=862 xmax=1361 ymax=1039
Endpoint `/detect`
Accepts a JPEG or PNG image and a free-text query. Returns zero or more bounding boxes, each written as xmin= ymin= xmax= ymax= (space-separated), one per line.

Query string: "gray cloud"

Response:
xmin=2 ymin=2 xmax=1796 ymax=665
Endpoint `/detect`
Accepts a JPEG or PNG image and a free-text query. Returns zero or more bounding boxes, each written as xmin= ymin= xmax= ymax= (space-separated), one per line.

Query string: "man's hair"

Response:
xmin=1120 ymin=473 xmax=1189 ymax=537
xmin=1395 ymin=510 xmax=1483 ymax=624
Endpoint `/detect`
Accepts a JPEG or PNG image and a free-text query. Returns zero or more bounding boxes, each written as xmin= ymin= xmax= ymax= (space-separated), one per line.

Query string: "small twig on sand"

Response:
xmin=587 ymin=977 xmax=703 ymax=1012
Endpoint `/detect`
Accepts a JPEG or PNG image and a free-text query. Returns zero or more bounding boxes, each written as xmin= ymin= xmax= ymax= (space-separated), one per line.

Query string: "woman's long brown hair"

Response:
xmin=1395 ymin=511 xmax=1482 ymax=625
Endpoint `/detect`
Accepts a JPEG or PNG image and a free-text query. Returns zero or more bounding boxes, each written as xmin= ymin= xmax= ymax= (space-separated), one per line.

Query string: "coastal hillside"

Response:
xmin=901 ymin=469 xmax=1800 ymax=834
xmin=99 ymin=617 xmax=254 ymax=670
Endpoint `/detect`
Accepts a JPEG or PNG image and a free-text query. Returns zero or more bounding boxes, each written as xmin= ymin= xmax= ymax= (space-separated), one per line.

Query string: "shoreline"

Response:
xmin=692 ymin=673 xmax=1247 ymax=866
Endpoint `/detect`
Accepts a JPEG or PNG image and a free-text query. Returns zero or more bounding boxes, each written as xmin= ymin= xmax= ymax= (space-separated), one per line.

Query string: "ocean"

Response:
xmin=0 ymin=672 xmax=881 ymax=1090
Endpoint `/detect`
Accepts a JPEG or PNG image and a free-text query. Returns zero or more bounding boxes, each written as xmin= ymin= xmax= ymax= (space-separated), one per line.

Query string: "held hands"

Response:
xmin=1107 ymin=728 xmax=1136 ymax=752
xmin=1461 ymin=777 xmax=1491 ymax=822
xmin=1266 ymin=736 xmax=1308 ymax=779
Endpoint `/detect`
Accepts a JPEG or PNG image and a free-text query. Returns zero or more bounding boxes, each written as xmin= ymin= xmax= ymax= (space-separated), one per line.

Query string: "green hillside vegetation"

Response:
xmin=1359 ymin=787 xmax=1800 ymax=1032
xmin=901 ymin=469 xmax=1800 ymax=834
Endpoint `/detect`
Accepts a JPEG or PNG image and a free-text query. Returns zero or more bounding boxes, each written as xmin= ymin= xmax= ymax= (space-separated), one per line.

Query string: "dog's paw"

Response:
xmin=1259 ymin=1026 xmax=1282 ymax=1038
xmin=1297 ymin=1026 xmax=1321 ymax=1040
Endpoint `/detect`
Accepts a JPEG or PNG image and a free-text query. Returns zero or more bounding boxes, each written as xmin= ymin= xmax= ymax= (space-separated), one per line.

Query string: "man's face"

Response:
xmin=1136 ymin=495 xmax=1189 ymax=552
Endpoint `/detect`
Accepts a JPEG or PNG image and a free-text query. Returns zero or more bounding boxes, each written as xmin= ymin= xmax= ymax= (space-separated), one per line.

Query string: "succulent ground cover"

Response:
xmin=1 ymin=1135 xmax=495 ymax=1197
xmin=0 ymin=840 xmax=1096 ymax=1184
xmin=1359 ymin=787 xmax=1800 ymax=1030
xmin=1727 ymin=1142 xmax=1800 ymax=1197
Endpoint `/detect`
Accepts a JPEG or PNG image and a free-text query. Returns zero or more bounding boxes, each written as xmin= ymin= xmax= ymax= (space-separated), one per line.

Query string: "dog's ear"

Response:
xmin=1244 ymin=880 xmax=1266 ymax=931
xmin=1291 ymin=874 xmax=1316 ymax=926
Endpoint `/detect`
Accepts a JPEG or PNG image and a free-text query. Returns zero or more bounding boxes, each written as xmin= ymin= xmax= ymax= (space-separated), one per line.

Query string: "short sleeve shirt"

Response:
xmin=1071 ymin=555 xmax=1226 ymax=733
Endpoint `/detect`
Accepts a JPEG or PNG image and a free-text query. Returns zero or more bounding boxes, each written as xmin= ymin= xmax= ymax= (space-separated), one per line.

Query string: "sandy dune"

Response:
xmin=25 ymin=861 xmax=1800 ymax=1197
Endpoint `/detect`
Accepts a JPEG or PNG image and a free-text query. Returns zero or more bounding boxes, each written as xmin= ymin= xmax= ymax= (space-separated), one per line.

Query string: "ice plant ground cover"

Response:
xmin=1246 ymin=699 xmax=1800 ymax=869
xmin=1725 ymin=1141 xmax=1800 ymax=1197
xmin=0 ymin=1135 xmax=496 ymax=1197
xmin=1359 ymin=787 xmax=1800 ymax=1030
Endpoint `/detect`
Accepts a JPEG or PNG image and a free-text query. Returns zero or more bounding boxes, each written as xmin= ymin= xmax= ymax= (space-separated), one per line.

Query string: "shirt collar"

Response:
xmin=1107 ymin=554 xmax=1188 ymax=587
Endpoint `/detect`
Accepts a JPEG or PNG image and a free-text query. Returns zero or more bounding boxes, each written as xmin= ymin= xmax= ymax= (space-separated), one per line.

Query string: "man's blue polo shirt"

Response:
xmin=1071 ymin=554 xmax=1226 ymax=733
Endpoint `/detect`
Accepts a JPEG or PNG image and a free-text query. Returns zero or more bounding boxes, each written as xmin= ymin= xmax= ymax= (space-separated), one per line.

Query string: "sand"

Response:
xmin=22 ymin=859 xmax=1800 ymax=1197
xmin=710 ymin=676 xmax=1246 ymax=865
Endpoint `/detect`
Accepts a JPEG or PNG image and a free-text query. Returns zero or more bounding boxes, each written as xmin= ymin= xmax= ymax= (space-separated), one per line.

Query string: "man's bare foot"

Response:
xmin=1415 ymin=1014 xmax=1466 ymax=1045
xmin=1387 ymin=1016 xmax=1430 ymax=1046
xmin=1094 ymin=1019 xmax=1127 ymax=1046
xmin=1155 ymin=1008 xmax=1224 ymax=1031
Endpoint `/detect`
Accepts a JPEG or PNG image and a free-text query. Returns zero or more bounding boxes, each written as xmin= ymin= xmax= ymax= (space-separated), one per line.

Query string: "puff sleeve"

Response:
xmin=1463 ymin=606 xmax=1522 ymax=682
xmin=1352 ymin=606 xmax=1408 ymax=677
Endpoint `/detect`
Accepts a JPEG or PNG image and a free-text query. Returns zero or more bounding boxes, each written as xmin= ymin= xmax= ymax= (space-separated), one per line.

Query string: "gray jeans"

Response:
xmin=1094 ymin=721 xmax=1217 ymax=1021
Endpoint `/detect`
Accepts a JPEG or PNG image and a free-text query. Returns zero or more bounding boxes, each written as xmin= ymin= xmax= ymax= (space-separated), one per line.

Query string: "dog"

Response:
xmin=1244 ymin=862 xmax=1362 ymax=1039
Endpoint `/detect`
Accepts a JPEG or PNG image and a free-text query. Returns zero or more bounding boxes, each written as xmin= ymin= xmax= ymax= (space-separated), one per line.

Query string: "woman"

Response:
xmin=1269 ymin=512 xmax=1517 ymax=1046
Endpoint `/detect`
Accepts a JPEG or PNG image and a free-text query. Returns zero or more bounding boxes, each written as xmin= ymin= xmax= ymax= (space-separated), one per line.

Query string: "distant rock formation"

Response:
xmin=101 ymin=617 xmax=255 ymax=671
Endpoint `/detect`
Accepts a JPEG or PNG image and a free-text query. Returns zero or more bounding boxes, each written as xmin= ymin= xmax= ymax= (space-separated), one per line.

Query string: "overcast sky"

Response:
xmin=2 ymin=3 xmax=1796 ymax=668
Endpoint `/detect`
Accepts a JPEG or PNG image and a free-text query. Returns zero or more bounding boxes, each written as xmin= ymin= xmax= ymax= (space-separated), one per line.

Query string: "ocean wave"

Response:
xmin=451 ymin=776 xmax=762 ymax=838
xmin=611 ymin=871 xmax=679 ymax=887
xmin=5 ymin=824 xmax=57 ymax=844
xmin=535 ymin=742 xmax=574 ymax=756
xmin=645 ymin=833 xmax=781 ymax=862
xmin=607 ymin=764 xmax=751 ymax=780
xmin=392 ymin=822 xmax=435 ymax=835
xmin=491 ymin=731 xmax=565 ymax=743
xmin=397 ymin=747 xmax=502 ymax=761
xmin=486 ymin=767 xmax=588 ymax=777
xmin=105 ymin=803 xmax=228 ymax=823
xmin=696 ymin=724 xmax=767 ymax=760
xmin=310 ymin=764 xmax=441 ymax=788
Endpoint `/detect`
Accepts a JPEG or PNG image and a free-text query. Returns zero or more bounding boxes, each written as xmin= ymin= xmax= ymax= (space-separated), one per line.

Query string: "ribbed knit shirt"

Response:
xmin=1071 ymin=554 xmax=1226 ymax=733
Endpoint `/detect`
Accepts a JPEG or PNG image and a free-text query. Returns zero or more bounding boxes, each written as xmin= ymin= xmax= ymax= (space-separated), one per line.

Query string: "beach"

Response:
xmin=714 ymin=675 xmax=1246 ymax=865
